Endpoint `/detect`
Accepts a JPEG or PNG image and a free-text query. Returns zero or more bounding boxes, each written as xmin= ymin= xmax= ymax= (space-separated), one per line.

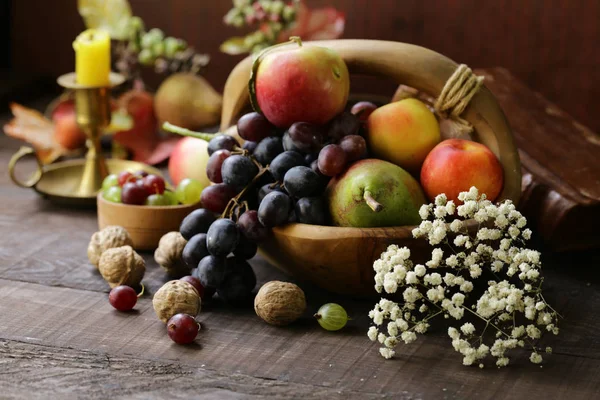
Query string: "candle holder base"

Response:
xmin=8 ymin=151 xmax=165 ymax=207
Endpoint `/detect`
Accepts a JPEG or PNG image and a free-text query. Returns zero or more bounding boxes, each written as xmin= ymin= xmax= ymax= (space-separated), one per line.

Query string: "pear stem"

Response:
xmin=290 ymin=36 xmax=303 ymax=47
xmin=162 ymin=122 xmax=217 ymax=142
xmin=364 ymin=190 xmax=384 ymax=212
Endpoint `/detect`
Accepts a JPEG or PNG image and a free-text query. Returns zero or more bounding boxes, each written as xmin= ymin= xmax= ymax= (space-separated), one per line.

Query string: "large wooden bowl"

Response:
xmin=220 ymin=39 xmax=521 ymax=296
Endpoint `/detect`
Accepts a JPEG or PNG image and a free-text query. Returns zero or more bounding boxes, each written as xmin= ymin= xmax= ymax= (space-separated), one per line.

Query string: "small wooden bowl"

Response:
xmin=97 ymin=194 xmax=200 ymax=251
xmin=221 ymin=39 xmax=522 ymax=296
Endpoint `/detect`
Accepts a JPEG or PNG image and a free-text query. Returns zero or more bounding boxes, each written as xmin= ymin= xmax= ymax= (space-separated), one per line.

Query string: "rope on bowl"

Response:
xmin=433 ymin=64 xmax=485 ymax=137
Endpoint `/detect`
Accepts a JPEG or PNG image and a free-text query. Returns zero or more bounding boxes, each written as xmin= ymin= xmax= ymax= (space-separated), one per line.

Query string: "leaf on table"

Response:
xmin=3 ymin=103 xmax=66 ymax=164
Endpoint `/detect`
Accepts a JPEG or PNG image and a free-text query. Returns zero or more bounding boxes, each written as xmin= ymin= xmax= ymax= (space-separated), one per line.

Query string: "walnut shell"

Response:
xmin=153 ymin=280 xmax=201 ymax=323
xmin=254 ymin=281 xmax=306 ymax=326
xmin=88 ymin=226 xmax=133 ymax=268
xmin=98 ymin=245 xmax=145 ymax=288
xmin=154 ymin=232 xmax=188 ymax=276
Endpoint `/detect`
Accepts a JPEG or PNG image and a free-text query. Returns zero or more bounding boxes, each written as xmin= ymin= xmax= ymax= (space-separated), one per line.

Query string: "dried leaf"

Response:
xmin=3 ymin=103 xmax=66 ymax=164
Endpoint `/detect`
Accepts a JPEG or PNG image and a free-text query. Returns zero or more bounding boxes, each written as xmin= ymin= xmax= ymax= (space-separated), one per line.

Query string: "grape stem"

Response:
xmin=163 ymin=121 xmax=243 ymax=151
xmin=221 ymin=165 xmax=269 ymax=220
xmin=162 ymin=122 xmax=216 ymax=141
xmin=314 ymin=313 xmax=322 ymax=319
xmin=364 ymin=190 xmax=384 ymax=212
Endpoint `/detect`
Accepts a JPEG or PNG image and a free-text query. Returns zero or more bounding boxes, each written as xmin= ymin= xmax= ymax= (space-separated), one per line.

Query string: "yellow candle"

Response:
xmin=73 ymin=29 xmax=111 ymax=87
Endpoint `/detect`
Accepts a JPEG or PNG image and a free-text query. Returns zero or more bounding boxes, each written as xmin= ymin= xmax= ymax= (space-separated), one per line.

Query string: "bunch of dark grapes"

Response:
xmin=175 ymin=103 xmax=378 ymax=304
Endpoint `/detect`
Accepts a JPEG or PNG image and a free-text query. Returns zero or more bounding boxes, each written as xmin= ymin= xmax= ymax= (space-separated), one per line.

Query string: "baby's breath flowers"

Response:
xmin=367 ymin=187 xmax=560 ymax=368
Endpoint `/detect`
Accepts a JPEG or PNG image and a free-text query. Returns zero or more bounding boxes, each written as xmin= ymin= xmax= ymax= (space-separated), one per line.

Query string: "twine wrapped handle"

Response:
xmin=433 ymin=64 xmax=485 ymax=137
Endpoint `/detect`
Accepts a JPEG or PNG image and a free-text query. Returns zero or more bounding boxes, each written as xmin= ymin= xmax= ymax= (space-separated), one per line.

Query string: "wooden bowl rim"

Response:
xmin=273 ymin=223 xmax=416 ymax=240
xmin=96 ymin=193 xmax=200 ymax=211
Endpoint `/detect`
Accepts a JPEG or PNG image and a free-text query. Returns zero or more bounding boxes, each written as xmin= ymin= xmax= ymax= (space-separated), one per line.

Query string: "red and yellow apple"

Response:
xmin=168 ymin=137 xmax=211 ymax=187
xmin=420 ymin=139 xmax=504 ymax=203
xmin=366 ymin=98 xmax=441 ymax=174
xmin=254 ymin=42 xmax=349 ymax=128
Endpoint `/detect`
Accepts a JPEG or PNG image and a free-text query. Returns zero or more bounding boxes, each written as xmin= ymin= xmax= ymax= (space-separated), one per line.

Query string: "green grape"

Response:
xmin=259 ymin=1 xmax=272 ymax=13
xmin=152 ymin=41 xmax=165 ymax=57
xmin=129 ymin=16 xmax=145 ymax=33
xmin=271 ymin=1 xmax=285 ymax=14
xmin=314 ymin=303 xmax=348 ymax=331
xmin=233 ymin=0 xmax=251 ymax=8
xmin=148 ymin=28 xmax=165 ymax=41
xmin=103 ymin=186 xmax=122 ymax=203
xmin=102 ymin=174 xmax=119 ymax=192
xmin=175 ymin=178 xmax=204 ymax=205
xmin=164 ymin=37 xmax=179 ymax=58
xmin=145 ymin=193 xmax=169 ymax=206
xmin=140 ymin=33 xmax=157 ymax=49
xmin=138 ymin=49 xmax=154 ymax=65
xmin=282 ymin=5 xmax=296 ymax=22
xmin=232 ymin=15 xmax=245 ymax=28
xmin=163 ymin=190 xmax=179 ymax=205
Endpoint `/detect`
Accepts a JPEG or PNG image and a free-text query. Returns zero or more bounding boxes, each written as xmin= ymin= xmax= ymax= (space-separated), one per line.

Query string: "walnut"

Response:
xmin=88 ymin=226 xmax=133 ymax=268
xmin=153 ymin=280 xmax=201 ymax=323
xmin=98 ymin=245 xmax=145 ymax=288
xmin=254 ymin=281 xmax=306 ymax=326
xmin=154 ymin=232 xmax=189 ymax=276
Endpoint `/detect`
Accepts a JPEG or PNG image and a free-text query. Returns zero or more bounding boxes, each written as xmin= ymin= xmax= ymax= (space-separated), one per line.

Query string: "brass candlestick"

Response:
xmin=57 ymin=72 xmax=125 ymax=197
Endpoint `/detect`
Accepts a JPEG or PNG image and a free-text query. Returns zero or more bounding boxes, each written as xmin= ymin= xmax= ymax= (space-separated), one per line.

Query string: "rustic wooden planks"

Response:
xmin=1 ymin=279 xmax=599 ymax=399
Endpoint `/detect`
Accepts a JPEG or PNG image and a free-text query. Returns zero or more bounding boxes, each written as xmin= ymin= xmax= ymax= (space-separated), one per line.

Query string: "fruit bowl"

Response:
xmin=220 ymin=39 xmax=522 ymax=296
xmin=97 ymin=194 xmax=200 ymax=251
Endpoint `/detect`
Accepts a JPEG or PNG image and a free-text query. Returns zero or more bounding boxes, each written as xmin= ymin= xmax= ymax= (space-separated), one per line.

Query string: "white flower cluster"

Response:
xmin=367 ymin=187 xmax=560 ymax=368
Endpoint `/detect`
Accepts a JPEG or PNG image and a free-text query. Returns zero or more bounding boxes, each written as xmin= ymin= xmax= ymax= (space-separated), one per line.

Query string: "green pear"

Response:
xmin=327 ymin=159 xmax=426 ymax=227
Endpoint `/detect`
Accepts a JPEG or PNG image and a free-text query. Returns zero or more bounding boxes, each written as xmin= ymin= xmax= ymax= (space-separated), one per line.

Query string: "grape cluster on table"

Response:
xmin=178 ymin=102 xmax=378 ymax=304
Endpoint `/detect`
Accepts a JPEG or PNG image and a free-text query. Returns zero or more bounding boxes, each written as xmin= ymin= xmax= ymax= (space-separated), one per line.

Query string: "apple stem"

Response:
xmin=162 ymin=122 xmax=216 ymax=142
xmin=289 ymin=36 xmax=303 ymax=47
xmin=364 ymin=191 xmax=384 ymax=212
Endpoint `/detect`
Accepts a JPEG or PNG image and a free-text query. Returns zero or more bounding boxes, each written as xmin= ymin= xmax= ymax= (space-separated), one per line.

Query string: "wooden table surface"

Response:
xmin=1 ymin=69 xmax=599 ymax=400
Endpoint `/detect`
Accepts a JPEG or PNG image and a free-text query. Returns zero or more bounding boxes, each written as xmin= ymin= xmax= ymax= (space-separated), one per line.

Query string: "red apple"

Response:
xmin=168 ymin=137 xmax=211 ymax=187
xmin=254 ymin=41 xmax=349 ymax=128
xmin=420 ymin=139 xmax=504 ymax=203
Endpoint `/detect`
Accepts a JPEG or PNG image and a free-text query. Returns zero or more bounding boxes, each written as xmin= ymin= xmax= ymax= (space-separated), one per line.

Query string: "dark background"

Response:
xmin=3 ymin=0 xmax=600 ymax=132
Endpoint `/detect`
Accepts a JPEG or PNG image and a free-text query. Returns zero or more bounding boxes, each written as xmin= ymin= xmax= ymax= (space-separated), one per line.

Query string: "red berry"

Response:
xmin=142 ymin=174 xmax=166 ymax=195
xmin=167 ymin=314 xmax=199 ymax=344
xmin=180 ymin=276 xmax=205 ymax=299
xmin=108 ymin=285 xmax=138 ymax=311
xmin=117 ymin=171 xmax=135 ymax=187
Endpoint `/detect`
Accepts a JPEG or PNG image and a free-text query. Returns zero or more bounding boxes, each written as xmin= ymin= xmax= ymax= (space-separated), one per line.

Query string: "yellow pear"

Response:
xmin=155 ymin=73 xmax=223 ymax=129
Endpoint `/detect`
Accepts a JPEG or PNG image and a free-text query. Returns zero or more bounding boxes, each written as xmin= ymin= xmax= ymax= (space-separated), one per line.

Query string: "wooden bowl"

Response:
xmin=220 ymin=39 xmax=522 ymax=296
xmin=97 ymin=194 xmax=200 ymax=251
